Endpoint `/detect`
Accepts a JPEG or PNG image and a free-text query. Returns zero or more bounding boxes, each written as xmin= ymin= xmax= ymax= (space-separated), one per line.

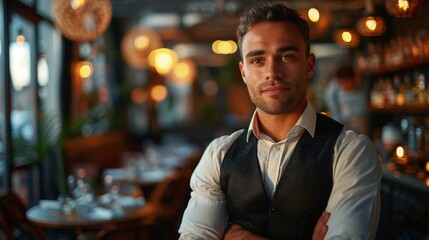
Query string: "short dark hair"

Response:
xmin=236 ymin=2 xmax=310 ymax=58
xmin=336 ymin=65 xmax=355 ymax=80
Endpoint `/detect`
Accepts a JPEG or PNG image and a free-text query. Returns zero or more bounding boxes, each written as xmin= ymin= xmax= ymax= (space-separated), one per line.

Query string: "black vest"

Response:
xmin=220 ymin=114 xmax=343 ymax=239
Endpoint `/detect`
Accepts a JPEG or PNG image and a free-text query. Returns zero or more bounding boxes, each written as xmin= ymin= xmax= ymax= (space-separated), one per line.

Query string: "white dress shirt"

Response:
xmin=179 ymin=103 xmax=381 ymax=239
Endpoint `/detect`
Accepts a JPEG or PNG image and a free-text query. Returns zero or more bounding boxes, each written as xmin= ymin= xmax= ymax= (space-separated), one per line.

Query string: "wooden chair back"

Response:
xmin=0 ymin=192 xmax=46 ymax=240
xmin=146 ymin=169 xmax=191 ymax=239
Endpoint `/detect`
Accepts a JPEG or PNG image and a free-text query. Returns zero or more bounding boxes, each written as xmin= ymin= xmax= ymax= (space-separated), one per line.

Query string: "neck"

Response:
xmin=256 ymin=101 xmax=307 ymax=142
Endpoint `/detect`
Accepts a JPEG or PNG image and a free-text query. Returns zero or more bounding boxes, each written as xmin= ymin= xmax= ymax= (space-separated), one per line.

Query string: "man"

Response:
xmin=179 ymin=2 xmax=381 ymax=239
xmin=324 ymin=65 xmax=367 ymax=133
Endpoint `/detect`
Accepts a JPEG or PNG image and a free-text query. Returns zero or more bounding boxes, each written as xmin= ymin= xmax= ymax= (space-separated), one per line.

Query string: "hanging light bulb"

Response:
xmin=357 ymin=0 xmax=386 ymax=36
xmin=167 ymin=58 xmax=197 ymax=86
xmin=298 ymin=6 xmax=332 ymax=40
xmin=10 ymin=29 xmax=31 ymax=91
xmin=70 ymin=0 xmax=86 ymax=10
xmin=333 ymin=28 xmax=361 ymax=48
xmin=357 ymin=16 xmax=386 ymax=36
xmin=120 ymin=28 xmax=163 ymax=69
xmin=150 ymin=84 xmax=168 ymax=102
xmin=148 ymin=48 xmax=178 ymax=75
xmin=385 ymin=0 xmax=423 ymax=18
xmin=308 ymin=8 xmax=320 ymax=22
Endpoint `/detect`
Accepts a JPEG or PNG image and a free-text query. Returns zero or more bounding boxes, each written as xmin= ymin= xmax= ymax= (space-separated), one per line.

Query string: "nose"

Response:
xmin=264 ymin=58 xmax=283 ymax=81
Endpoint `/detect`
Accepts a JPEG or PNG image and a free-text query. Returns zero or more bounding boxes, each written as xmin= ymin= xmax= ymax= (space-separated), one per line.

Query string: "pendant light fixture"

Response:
xmin=120 ymin=28 xmax=163 ymax=69
xmin=333 ymin=28 xmax=361 ymax=48
xmin=333 ymin=1 xmax=360 ymax=48
xmin=52 ymin=0 xmax=112 ymax=42
xmin=356 ymin=0 xmax=386 ymax=36
xmin=298 ymin=5 xmax=332 ymax=40
xmin=385 ymin=0 xmax=423 ymax=18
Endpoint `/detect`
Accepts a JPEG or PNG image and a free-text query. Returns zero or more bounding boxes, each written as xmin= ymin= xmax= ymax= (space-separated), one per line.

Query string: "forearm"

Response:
xmin=327 ymin=134 xmax=381 ymax=239
xmin=223 ymin=224 xmax=270 ymax=240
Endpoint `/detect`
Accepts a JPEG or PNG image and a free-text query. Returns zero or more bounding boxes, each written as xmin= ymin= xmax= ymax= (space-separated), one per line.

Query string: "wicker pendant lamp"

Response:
xmin=52 ymin=0 xmax=112 ymax=42
xmin=385 ymin=0 xmax=423 ymax=18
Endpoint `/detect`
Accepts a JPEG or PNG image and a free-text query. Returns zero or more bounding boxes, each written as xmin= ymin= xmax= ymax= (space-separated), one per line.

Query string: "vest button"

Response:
xmin=271 ymin=208 xmax=278 ymax=214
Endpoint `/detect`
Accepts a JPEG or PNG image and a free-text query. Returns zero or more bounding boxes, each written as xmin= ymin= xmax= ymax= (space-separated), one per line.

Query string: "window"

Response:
xmin=1 ymin=0 xmax=64 ymax=205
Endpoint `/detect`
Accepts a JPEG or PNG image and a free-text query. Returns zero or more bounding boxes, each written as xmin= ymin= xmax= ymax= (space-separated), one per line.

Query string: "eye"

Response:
xmin=250 ymin=58 xmax=263 ymax=65
xmin=281 ymin=54 xmax=296 ymax=61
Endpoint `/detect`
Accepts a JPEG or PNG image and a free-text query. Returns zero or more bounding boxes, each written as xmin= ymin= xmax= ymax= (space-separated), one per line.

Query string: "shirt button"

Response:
xmin=271 ymin=208 xmax=278 ymax=214
xmin=274 ymin=146 xmax=280 ymax=151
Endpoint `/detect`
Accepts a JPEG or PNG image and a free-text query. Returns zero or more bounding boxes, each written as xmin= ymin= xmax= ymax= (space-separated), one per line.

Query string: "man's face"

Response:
xmin=239 ymin=21 xmax=315 ymax=115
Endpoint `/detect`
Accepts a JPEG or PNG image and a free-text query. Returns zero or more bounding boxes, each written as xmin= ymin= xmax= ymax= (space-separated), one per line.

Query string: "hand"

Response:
xmin=223 ymin=224 xmax=270 ymax=240
xmin=312 ymin=211 xmax=330 ymax=240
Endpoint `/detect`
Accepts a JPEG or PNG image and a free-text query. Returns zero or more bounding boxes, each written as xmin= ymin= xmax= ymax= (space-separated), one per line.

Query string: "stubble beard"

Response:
xmin=250 ymin=92 xmax=299 ymax=115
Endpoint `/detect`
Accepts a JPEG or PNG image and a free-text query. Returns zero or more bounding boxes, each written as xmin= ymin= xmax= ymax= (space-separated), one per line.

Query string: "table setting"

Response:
xmin=26 ymin=172 xmax=151 ymax=235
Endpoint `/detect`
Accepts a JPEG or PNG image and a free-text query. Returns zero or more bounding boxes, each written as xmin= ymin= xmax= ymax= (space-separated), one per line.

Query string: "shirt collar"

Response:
xmin=246 ymin=103 xmax=317 ymax=142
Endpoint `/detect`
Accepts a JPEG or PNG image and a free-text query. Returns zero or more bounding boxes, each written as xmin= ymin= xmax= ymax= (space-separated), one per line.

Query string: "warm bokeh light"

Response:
xmin=121 ymin=28 xmax=162 ymax=69
xmin=308 ymin=8 xmax=320 ymax=22
xmin=395 ymin=146 xmax=408 ymax=165
xmin=131 ymin=88 xmax=148 ymax=104
xmin=71 ymin=0 xmax=86 ymax=10
xmin=425 ymin=161 xmax=429 ymax=172
xmin=396 ymin=146 xmax=405 ymax=158
xmin=78 ymin=61 xmax=93 ymax=78
xmin=175 ymin=62 xmax=190 ymax=78
xmin=212 ymin=40 xmax=237 ymax=54
xmin=385 ymin=0 xmax=422 ymax=18
xmin=342 ymin=31 xmax=352 ymax=43
xmin=133 ymin=35 xmax=150 ymax=51
xmin=398 ymin=0 xmax=410 ymax=11
xmin=365 ymin=17 xmax=377 ymax=30
xmin=168 ymin=58 xmax=197 ymax=86
xmin=357 ymin=16 xmax=386 ymax=36
xmin=150 ymin=84 xmax=168 ymax=102
xmin=148 ymin=48 xmax=178 ymax=75
xmin=333 ymin=29 xmax=360 ymax=48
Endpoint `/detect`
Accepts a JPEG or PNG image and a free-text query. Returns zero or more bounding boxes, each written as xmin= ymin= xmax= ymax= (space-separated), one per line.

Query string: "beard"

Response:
xmin=248 ymin=81 xmax=306 ymax=115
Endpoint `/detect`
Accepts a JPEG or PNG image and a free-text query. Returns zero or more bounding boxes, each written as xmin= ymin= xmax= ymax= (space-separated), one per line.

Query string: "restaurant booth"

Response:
xmin=0 ymin=0 xmax=428 ymax=239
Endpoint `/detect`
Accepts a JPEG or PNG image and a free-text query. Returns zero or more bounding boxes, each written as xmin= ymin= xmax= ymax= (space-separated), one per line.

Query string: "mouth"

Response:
xmin=262 ymin=85 xmax=290 ymax=95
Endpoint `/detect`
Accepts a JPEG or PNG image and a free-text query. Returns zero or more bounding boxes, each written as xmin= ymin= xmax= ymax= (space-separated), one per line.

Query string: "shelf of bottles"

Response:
xmin=357 ymin=29 xmax=429 ymax=75
xmin=355 ymin=29 xmax=429 ymax=112
xmin=356 ymin=30 xmax=429 ymax=187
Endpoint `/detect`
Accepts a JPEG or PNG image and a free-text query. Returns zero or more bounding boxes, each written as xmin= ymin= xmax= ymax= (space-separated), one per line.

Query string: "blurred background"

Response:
xmin=1 ymin=0 xmax=429 ymax=239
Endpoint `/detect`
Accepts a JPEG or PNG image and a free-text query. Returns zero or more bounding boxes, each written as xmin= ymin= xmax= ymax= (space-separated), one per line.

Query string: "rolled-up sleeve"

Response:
xmin=179 ymin=131 xmax=243 ymax=240
xmin=326 ymin=129 xmax=382 ymax=239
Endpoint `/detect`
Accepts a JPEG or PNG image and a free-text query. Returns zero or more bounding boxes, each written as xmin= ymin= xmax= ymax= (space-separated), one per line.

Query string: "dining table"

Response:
xmin=105 ymin=143 xmax=201 ymax=198
xmin=26 ymin=194 xmax=156 ymax=237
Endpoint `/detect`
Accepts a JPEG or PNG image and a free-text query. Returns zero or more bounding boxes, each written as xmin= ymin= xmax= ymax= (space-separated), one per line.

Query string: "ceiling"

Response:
xmin=106 ymin=0 xmax=388 ymax=65
xmin=109 ymin=0 xmax=387 ymax=44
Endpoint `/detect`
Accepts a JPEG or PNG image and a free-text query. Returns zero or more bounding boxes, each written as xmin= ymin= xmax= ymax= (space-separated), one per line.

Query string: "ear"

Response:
xmin=239 ymin=61 xmax=246 ymax=83
xmin=307 ymin=53 xmax=316 ymax=79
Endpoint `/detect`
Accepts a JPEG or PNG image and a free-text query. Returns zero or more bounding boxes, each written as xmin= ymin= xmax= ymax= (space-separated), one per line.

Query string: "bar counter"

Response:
xmin=378 ymin=160 xmax=429 ymax=239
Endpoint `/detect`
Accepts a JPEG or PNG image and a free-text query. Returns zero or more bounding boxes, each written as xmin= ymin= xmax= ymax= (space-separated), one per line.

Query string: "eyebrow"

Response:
xmin=244 ymin=45 xmax=300 ymax=59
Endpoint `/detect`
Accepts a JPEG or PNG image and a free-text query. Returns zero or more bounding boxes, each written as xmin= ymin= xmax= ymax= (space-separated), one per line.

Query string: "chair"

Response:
xmin=146 ymin=169 xmax=192 ymax=239
xmin=0 ymin=192 xmax=47 ymax=240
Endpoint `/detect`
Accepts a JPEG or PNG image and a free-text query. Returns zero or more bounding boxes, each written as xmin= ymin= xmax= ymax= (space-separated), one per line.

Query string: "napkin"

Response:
xmin=120 ymin=196 xmax=145 ymax=208
xmin=98 ymin=194 xmax=145 ymax=208
xmin=87 ymin=207 xmax=113 ymax=220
